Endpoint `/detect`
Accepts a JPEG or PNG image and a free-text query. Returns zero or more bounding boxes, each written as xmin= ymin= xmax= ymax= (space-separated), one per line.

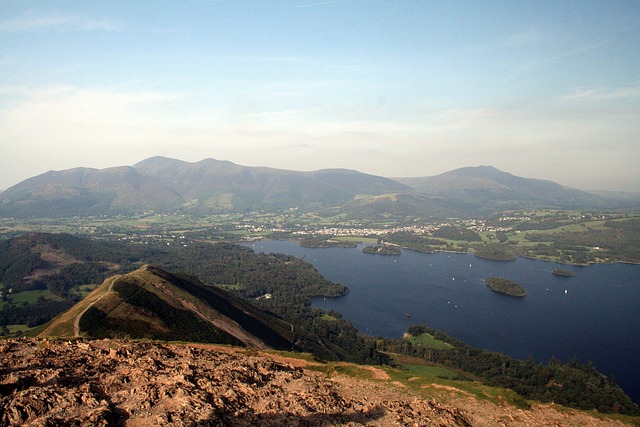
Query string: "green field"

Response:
xmin=383 ymin=355 xmax=530 ymax=409
xmin=1 ymin=289 xmax=66 ymax=308
xmin=408 ymin=333 xmax=454 ymax=350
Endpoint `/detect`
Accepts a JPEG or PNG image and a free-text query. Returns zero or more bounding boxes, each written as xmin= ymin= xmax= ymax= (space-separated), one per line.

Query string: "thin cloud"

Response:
xmin=554 ymin=37 xmax=611 ymax=61
xmin=234 ymin=55 xmax=310 ymax=65
xmin=562 ymin=86 xmax=640 ymax=101
xmin=504 ymin=29 xmax=544 ymax=47
xmin=0 ymin=85 xmax=184 ymax=104
xmin=295 ymin=1 xmax=340 ymax=8
xmin=510 ymin=36 xmax=611 ymax=77
xmin=0 ymin=13 xmax=121 ymax=32
xmin=0 ymin=56 xmax=14 ymax=68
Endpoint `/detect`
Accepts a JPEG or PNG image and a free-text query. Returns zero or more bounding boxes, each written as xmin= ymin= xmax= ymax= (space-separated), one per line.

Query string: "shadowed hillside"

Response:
xmin=39 ymin=265 xmax=297 ymax=350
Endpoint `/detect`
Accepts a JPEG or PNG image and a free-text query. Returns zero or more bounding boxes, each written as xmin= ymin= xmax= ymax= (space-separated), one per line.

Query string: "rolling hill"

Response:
xmin=0 ymin=165 xmax=184 ymax=217
xmin=39 ymin=264 xmax=297 ymax=350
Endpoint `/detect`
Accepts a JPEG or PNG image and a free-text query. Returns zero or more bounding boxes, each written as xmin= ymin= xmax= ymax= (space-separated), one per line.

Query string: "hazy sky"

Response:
xmin=1 ymin=1 xmax=639 ymax=191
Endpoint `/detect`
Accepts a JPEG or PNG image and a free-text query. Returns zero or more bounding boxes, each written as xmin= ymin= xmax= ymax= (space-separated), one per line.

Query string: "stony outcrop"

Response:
xmin=0 ymin=338 xmax=633 ymax=426
xmin=0 ymin=338 xmax=470 ymax=426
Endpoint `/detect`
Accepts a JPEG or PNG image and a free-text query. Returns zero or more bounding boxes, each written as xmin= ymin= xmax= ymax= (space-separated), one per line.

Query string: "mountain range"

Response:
xmin=0 ymin=156 xmax=623 ymax=218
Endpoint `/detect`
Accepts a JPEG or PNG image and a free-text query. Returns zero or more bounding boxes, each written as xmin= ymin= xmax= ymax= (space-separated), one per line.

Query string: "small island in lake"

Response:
xmin=485 ymin=277 xmax=527 ymax=297
xmin=552 ymin=268 xmax=575 ymax=277
xmin=362 ymin=245 xmax=401 ymax=255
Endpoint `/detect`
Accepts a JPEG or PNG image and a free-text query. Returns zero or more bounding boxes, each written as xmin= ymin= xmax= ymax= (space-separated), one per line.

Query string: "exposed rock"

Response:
xmin=0 ymin=338 xmax=632 ymax=426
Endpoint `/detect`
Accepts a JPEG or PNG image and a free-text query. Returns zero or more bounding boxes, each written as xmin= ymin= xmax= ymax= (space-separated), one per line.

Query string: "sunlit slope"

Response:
xmin=37 ymin=275 xmax=121 ymax=338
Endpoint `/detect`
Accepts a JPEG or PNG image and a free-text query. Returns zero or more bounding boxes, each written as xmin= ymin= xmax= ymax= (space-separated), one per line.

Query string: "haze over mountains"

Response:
xmin=0 ymin=156 xmax=628 ymax=218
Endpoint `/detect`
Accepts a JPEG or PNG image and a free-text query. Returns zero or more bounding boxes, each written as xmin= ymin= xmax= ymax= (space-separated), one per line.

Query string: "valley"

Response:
xmin=2 ymin=207 xmax=638 ymax=265
xmin=1 ymin=157 xmax=638 ymax=267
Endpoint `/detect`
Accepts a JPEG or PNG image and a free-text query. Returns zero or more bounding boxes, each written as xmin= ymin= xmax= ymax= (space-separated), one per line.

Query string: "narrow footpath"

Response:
xmin=73 ymin=276 xmax=118 ymax=337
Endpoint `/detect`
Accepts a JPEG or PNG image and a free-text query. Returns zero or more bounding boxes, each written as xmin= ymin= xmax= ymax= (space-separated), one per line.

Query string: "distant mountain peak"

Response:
xmin=396 ymin=165 xmax=604 ymax=212
xmin=460 ymin=165 xmax=500 ymax=172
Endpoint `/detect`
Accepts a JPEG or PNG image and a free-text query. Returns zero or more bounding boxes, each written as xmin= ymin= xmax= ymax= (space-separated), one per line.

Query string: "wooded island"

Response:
xmin=485 ymin=277 xmax=527 ymax=297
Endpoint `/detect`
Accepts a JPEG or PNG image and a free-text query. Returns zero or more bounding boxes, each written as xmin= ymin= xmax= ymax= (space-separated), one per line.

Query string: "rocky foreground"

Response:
xmin=0 ymin=338 xmax=633 ymax=426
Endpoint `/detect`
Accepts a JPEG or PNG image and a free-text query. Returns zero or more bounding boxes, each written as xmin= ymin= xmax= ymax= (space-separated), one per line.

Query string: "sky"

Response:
xmin=1 ymin=1 xmax=639 ymax=192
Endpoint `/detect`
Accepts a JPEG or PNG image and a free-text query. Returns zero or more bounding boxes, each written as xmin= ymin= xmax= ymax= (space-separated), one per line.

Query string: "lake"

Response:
xmin=249 ymin=239 xmax=640 ymax=404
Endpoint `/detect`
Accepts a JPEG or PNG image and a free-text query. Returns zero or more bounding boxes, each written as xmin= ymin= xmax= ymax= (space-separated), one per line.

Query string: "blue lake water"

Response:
xmin=249 ymin=240 xmax=640 ymax=404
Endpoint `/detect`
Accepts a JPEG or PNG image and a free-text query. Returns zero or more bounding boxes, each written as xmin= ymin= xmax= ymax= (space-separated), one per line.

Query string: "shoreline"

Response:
xmin=259 ymin=237 xmax=640 ymax=267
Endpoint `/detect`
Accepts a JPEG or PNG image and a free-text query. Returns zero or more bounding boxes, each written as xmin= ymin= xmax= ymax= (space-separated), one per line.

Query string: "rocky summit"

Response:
xmin=0 ymin=338 xmax=633 ymax=427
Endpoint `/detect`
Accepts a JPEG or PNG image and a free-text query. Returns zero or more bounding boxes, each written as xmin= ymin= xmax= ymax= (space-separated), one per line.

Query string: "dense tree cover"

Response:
xmin=299 ymin=236 xmax=358 ymax=248
xmin=485 ymin=277 xmax=526 ymax=297
xmin=513 ymin=217 xmax=575 ymax=231
xmin=524 ymin=218 xmax=640 ymax=263
xmin=552 ymin=268 xmax=575 ymax=277
xmin=377 ymin=325 xmax=640 ymax=415
xmin=30 ymin=233 xmax=133 ymax=262
xmin=0 ymin=233 xmax=149 ymax=294
xmin=155 ymin=243 xmax=349 ymax=304
xmin=0 ymin=239 xmax=48 ymax=292
xmin=431 ymin=226 xmax=482 ymax=242
xmin=474 ymin=243 xmax=517 ymax=261
xmin=0 ymin=300 xmax=74 ymax=327
xmin=384 ymin=232 xmax=447 ymax=252
xmin=34 ymin=263 xmax=113 ymax=297
xmin=362 ymin=245 xmax=401 ymax=255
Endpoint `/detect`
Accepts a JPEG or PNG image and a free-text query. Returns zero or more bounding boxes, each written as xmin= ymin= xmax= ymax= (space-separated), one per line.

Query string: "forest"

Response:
xmin=377 ymin=325 xmax=639 ymax=415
